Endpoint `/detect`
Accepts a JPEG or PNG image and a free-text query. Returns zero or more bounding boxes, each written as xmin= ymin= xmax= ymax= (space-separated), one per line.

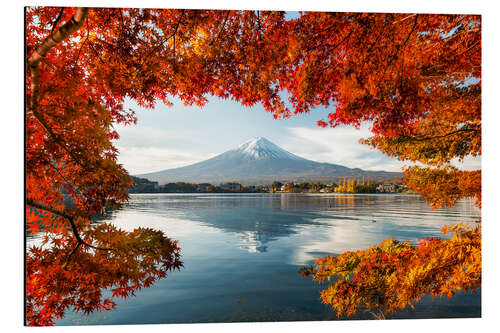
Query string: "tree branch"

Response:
xmin=143 ymin=9 xmax=184 ymax=61
xmin=28 ymin=7 xmax=89 ymax=116
xmin=256 ymin=11 xmax=262 ymax=40
xmin=307 ymin=26 xmax=354 ymax=52
xmin=382 ymin=14 xmax=418 ymax=77
xmin=87 ymin=41 xmax=106 ymax=63
xmin=27 ymin=8 xmax=93 ymax=170
xmin=118 ymin=8 xmax=125 ymax=33
xmin=63 ymin=242 xmax=81 ymax=268
xmin=400 ymin=14 xmax=419 ymax=51
xmin=210 ymin=10 xmax=230 ymax=46
xmin=50 ymin=8 xmax=65 ymax=35
xmin=28 ymin=107 xmax=88 ymax=170
xmin=456 ymin=39 xmax=480 ymax=56
xmin=74 ymin=16 xmax=89 ymax=65
xmin=397 ymin=128 xmax=480 ymax=142
xmin=26 ymin=198 xmax=115 ymax=252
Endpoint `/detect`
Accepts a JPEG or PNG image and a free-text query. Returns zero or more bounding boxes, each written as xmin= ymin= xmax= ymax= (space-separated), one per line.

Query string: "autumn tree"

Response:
xmin=286 ymin=13 xmax=481 ymax=318
xmin=299 ymin=224 xmax=480 ymax=318
xmin=26 ymin=7 xmax=480 ymax=324
xmin=26 ymin=6 xmax=304 ymax=325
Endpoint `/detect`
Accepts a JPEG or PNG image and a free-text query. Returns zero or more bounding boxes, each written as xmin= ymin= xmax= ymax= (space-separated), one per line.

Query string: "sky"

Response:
xmin=113 ymin=95 xmax=481 ymax=175
xmin=108 ymin=6 xmax=481 ymax=177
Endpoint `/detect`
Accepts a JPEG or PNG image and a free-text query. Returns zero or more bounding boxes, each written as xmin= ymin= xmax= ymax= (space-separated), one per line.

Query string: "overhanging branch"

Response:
xmin=28 ymin=7 xmax=89 ymax=115
xmin=26 ymin=198 xmax=115 ymax=253
xmin=143 ymin=9 xmax=185 ymax=61
xmin=27 ymin=8 xmax=91 ymax=171
xmin=50 ymin=8 xmax=65 ymax=35
xmin=210 ymin=10 xmax=230 ymax=46
xmin=398 ymin=128 xmax=480 ymax=143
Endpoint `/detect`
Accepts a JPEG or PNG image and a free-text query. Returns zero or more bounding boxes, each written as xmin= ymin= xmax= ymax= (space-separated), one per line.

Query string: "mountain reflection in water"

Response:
xmin=42 ymin=193 xmax=480 ymax=325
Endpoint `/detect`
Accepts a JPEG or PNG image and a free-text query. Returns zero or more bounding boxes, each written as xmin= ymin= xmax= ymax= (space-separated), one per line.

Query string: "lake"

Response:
xmin=44 ymin=193 xmax=480 ymax=325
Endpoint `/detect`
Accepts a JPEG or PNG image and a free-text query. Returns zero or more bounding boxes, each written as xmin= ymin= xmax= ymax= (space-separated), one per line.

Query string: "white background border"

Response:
xmin=3 ymin=1 xmax=498 ymax=332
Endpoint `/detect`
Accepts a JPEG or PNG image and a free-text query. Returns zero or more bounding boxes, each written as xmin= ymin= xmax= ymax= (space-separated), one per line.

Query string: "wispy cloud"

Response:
xmin=281 ymin=125 xmax=408 ymax=172
xmin=280 ymin=125 xmax=480 ymax=172
xmin=451 ymin=156 xmax=482 ymax=170
xmin=115 ymin=145 xmax=215 ymax=175
xmin=113 ymin=124 xmax=215 ymax=174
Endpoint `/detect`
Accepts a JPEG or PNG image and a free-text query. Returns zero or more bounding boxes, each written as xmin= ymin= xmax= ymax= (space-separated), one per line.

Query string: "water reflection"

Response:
xmin=113 ymin=194 xmax=479 ymax=256
xmin=43 ymin=193 xmax=480 ymax=325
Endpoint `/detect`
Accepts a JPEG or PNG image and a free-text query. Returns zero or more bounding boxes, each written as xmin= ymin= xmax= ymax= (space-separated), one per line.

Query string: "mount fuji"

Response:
xmin=136 ymin=137 xmax=401 ymax=184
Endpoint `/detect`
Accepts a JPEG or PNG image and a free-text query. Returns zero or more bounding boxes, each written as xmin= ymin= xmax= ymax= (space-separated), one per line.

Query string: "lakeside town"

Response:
xmin=130 ymin=176 xmax=410 ymax=194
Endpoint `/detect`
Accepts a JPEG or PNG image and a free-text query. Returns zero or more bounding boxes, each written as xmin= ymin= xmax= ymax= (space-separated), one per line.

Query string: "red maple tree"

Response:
xmin=26 ymin=7 xmax=480 ymax=324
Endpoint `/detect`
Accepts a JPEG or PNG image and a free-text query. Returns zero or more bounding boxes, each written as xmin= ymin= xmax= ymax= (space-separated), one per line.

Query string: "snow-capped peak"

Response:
xmin=233 ymin=137 xmax=305 ymax=160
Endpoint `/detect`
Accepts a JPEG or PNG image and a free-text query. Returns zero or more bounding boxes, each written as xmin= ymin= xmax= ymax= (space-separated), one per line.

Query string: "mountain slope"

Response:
xmin=136 ymin=137 xmax=401 ymax=184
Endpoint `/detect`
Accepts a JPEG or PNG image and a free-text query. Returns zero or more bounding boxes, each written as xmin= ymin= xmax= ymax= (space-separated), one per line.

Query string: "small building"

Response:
xmin=280 ymin=184 xmax=290 ymax=192
xmin=377 ymin=184 xmax=397 ymax=193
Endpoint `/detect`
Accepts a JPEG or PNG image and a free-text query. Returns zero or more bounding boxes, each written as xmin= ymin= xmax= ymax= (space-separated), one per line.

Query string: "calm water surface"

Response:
xmin=49 ymin=193 xmax=480 ymax=325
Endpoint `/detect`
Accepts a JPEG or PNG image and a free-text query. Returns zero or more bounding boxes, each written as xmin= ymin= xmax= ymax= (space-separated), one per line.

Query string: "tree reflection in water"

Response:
xmin=26 ymin=223 xmax=182 ymax=326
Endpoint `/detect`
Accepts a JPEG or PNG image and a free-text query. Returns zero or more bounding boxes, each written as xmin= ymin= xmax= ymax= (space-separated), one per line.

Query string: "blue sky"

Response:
xmin=113 ymin=96 xmax=481 ymax=175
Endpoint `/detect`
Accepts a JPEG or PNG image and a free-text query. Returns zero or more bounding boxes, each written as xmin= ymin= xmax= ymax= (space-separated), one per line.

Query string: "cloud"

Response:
xmin=113 ymin=124 xmax=217 ymax=174
xmin=113 ymin=124 xmax=194 ymax=149
xmin=115 ymin=145 xmax=215 ymax=175
xmin=281 ymin=125 xmax=408 ymax=172
xmin=281 ymin=126 xmax=481 ymax=172
xmin=451 ymin=156 xmax=481 ymax=170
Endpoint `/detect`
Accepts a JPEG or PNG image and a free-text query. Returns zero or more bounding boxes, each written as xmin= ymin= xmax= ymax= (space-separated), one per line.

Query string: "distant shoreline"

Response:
xmin=129 ymin=176 xmax=411 ymax=195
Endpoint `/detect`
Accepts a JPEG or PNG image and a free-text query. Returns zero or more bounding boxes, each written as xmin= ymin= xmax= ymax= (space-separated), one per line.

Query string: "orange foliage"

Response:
xmin=300 ymin=224 xmax=481 ymax=318
xmin=26 ymin=225 xmax=182 ymax=326
xmin=404 ymin=166 xmax=481 ymax=209
xmin=25 ymin=7 xmax=294 ymax=325
xmin=288 ymin=13 xmax=481 ymax=318
xmin=26 ymin=7 xmax=481 ymax=323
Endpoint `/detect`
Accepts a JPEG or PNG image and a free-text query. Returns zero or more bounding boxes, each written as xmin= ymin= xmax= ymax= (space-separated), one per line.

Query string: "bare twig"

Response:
xmin=392 ymin=14 xmax=417 ymax=25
